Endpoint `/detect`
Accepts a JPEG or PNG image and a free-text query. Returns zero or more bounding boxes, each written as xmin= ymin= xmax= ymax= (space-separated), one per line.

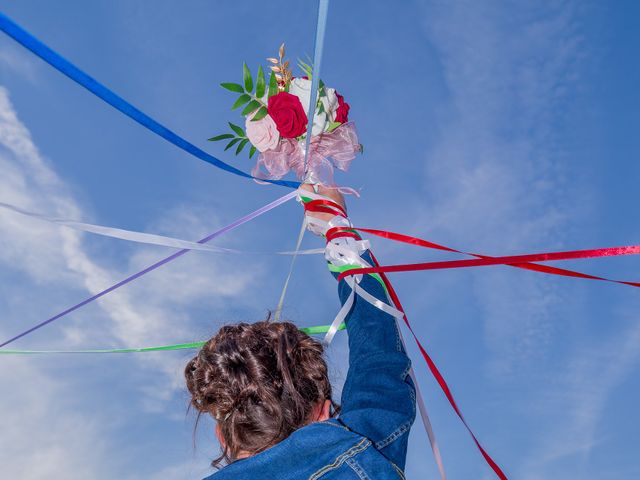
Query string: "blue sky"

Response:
xmin=0 ymin=1 xmax=639 ymax=478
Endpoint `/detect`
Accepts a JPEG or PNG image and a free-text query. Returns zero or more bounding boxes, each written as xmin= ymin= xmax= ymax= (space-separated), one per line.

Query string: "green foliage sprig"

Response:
xmin=210 ymin=58 xmax=283 ymax=158
xmin=209 ymin=43 xmax=330 ymax=160
xmin=208 ymin=121 xmax=255 ymax=158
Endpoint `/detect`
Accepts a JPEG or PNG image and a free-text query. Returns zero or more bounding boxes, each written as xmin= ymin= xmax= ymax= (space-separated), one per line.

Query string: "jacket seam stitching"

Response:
xmin=390 ymin=461 xmax=406 ymax=480
xmin=394 ymin=318 xmax=402 ymax=352
xmin=308 ymin=438 xmax=371 ymax=480
xmin=322 ymin=421 xmax=350 ymax=431
xmin=373 ymin=421 xmax=412 ymax=450
xmin=346 ymin=458 xmax=370 ymax=480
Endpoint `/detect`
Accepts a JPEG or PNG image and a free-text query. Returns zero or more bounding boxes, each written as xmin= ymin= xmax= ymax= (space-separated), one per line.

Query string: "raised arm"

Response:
xmin=300 ymin=185 xmax=416 ymax=472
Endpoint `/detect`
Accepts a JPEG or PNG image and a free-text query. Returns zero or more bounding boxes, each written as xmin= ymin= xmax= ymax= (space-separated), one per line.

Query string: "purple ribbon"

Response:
xmin=0 ymin=191 xmax=297 ymax=348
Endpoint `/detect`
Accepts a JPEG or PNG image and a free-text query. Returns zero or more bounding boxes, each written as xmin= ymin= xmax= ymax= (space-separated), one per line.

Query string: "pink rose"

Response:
xmin=245 ymin=112 xmax=280 ymax=152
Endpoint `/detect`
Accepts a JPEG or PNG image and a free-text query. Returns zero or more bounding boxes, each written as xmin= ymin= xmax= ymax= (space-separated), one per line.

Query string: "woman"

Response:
xmin=185 ymin=185 xmax=416 ymax=479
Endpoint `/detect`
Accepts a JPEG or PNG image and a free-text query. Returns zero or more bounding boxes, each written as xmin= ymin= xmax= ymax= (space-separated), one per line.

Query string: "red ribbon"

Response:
xmin=366 ymin=248 xmax=509 ymax=479
xmin=328 ymin=227 xmax=508 ymax=477
xmin=303 ymin=199 xmax=348 ymax=218
xmin=338 ymin=243 xmax=640 ymax=284
xmin=312 ymin=203 xmax=639 ymax=479
xmin=337 ymin=227 xmax=640 ymax=288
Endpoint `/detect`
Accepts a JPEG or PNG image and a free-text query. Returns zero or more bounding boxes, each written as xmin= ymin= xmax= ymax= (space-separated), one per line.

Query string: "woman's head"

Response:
xmin=185 ymin=317 xmax=337 ymax=466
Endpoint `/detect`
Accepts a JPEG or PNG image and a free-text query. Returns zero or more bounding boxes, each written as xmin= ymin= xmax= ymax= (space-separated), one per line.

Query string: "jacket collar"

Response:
xmin=206 ymin=419 xmax=359 ymax=480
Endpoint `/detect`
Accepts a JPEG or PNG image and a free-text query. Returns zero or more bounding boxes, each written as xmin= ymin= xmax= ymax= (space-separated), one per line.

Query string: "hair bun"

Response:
xmin=184 ymin=318 xmax=337 ymax=467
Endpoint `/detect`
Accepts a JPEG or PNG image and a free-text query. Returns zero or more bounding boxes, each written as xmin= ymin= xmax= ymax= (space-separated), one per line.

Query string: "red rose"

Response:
xmin=335 ymin=92 xmax=350 ymax=123
xmin=267 ymin=92 xmax=308 ymax=139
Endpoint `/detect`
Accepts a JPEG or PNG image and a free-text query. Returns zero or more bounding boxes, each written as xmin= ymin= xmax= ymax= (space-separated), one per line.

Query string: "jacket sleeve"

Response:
xmin=333 ymin=250 xmax=416 ymax=472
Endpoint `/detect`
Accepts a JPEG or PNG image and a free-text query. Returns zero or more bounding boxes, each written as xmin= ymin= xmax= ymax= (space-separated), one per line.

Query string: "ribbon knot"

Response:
xmin=252 ymin=122 xmax=361 ymax=185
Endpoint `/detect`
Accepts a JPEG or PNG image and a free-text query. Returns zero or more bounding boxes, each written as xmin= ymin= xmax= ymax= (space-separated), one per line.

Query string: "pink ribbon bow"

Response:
xmin=252 ymin=122 xmax=361 ymax=185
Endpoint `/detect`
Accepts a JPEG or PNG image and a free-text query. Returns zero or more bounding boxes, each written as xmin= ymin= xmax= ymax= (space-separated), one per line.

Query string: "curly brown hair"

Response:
xmin=185 ymin=316 xmax=339 ymax=467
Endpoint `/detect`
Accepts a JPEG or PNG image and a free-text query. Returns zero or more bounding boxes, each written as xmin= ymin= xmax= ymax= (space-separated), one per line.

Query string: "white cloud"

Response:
xmin=0 ymin=43 xmax=39 ymax=84
xmin=0 ymin=85 xmax=259 ymax=476
xmin=415 ymin=0 xmax=584 ymax=374
xmin=517 ymin=296 xmax=640 ymax=478
xmin=413 ymin=2 xmax=639 ymax=477
xmin=0 ymin=84 xmax=255 ymax=352
xmin=0 ymin=356 xmax=108 ymax=480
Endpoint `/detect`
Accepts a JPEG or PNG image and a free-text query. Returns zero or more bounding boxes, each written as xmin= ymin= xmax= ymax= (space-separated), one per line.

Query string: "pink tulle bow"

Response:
xmin=251 ymin=122 xmax=360 ymax=185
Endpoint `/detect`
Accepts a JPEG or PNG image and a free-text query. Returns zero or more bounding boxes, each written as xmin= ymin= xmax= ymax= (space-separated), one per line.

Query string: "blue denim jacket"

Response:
xmin=205 ymin=252 xmax=416 ymax=479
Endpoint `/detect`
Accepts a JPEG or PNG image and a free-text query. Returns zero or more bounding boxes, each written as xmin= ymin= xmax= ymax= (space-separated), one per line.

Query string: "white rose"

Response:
xmin=320 ymin=87 xmax=339 ymax=123
xmin=289 ymin=78 xmax=336 ymax=136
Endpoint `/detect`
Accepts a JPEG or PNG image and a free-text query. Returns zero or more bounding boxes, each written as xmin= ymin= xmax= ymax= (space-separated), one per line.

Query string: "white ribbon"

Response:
xmin=323 ymin=281 xmax=356 ymax=345
xmin=274 ymin=216 xmax=307 ymax=321
xmin=299 ymin=188 xmax=447 ymax=478
xmin=0 ymin=200 xmax=322 ymax=256
xmin=321 ymin=236 xmax=446 ymax=479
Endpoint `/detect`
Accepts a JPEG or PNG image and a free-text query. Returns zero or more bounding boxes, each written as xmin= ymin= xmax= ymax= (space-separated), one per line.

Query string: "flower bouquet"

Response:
xmin=209 ymin=44 xmax=361 ymax=185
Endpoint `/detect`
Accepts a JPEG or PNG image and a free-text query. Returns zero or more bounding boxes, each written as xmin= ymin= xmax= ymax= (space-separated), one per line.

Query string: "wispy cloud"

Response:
xmin=518 ymin=297 xmax=640 ymax=478
xmin=0 ymin=43 xmax=39 ymax=84
xmin=0 ymin=85 xmax=259 ymax=476
xmin=0 ymin=356 xmax=109 ymax=480
xmin=0 ymin=84 xmax=255 ymax=355
xmin=413 ymin=1 xmax=639 ymax=477
xmin=416 ymin=0 xmax=584 ymax=374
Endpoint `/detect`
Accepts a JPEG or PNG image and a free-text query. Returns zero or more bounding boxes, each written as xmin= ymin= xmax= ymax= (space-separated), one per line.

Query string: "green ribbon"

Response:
xmin=327 ymin=263 xmax=387 ymax=292
xmin=0 ymin=323 xmax=346 ymax=355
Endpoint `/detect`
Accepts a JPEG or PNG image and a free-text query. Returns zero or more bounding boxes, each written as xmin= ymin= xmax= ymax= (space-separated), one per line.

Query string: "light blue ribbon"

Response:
xmin=302 ymin=0 xmax=330 ymax=179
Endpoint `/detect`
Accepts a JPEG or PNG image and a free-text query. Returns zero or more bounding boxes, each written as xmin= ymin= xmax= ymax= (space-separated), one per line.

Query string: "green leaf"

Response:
xmin=228 ymin=122 xmax=245 ymax=137
xmin=220 ymin=82 xmax=244 ymax=93
xmin=208 ymin=133 xmax=235 ymax=141
xmin=317 ymin=102 xmax=325 ymax=114
xmin=326 ymin=121 xmax=341 ymax=133
xmin=231 ymin=94 xmax=251 ymax=110
xmin=224 ymin=138 xmax=241 ymax=151
xmin=297 ymin=59 xmax=313 ymax=79
xmin=268 ymin=72 xmax=278 ymax=98
xmin=255 ymin=65 xmax=266 ymax=98
xmin=243 ymin=63 xmax=253 ymax=93
xmin=249 ymin=145 xmax=257 ymax=159
xmin=251 ymin=106 xmax=268 ymax=121
xmin=235 ymin=138 xmax=250 ymax=155
xmin=241 ymin=100 xmax=261 ymax=116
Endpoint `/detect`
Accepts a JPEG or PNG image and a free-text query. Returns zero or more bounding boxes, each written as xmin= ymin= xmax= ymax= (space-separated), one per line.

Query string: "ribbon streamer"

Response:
xmin=350 ymin=227 xmax=640 ymax=287
xmin=0 ymin=200 xmax=323 ymax=256
xmin=315 ymin=197 xmax=501 ymax=477
xmin=0 ymin=323 xmax=345 ymax=355
xmin=302 ymin=0 xmax=330 ymax=179
xmin=273 ymin=217 xmax=307 ymax=321
xmin=323 ymin=224 xmax=447 ymax=478
xmin=0 ymin=191 xmax=297 ymax=348
xmin=339 ymin=244 xmax=640 ymax=283
xmin=0 ymin=12 xmax=298 ymax=189
xmin=273 ymin=0 xmax=329 ymax=320
xmin=332 ymin=237 xmax=640 ymax=477
xmin=366 ymin=250 xmax=508 ymax=479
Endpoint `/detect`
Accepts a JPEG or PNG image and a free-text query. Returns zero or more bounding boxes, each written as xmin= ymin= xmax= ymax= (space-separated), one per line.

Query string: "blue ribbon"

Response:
xmin=0 ymin=11 xmax=299 ymax=189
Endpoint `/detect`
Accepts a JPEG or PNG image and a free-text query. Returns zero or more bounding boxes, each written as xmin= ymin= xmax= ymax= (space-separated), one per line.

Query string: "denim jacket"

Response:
xmin=205 ymin=252 xmax=416 ymax=479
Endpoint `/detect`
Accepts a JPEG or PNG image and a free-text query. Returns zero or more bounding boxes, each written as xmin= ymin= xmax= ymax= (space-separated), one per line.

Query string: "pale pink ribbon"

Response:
xmin=252 ymin=122 xmax=361 ymax=185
